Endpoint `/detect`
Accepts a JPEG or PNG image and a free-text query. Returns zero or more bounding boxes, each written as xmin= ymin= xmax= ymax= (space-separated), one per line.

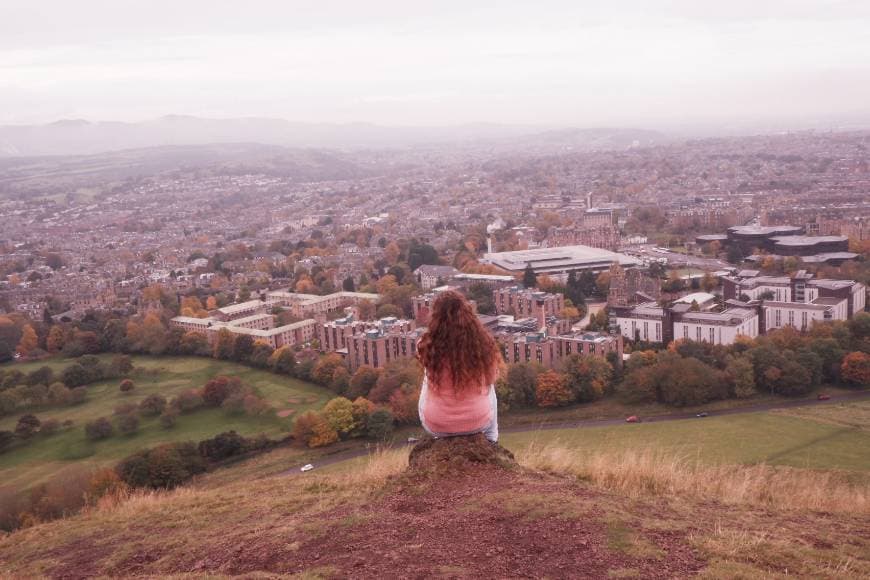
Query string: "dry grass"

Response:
xmin=516 ymin=441 xmax=870 ymax=514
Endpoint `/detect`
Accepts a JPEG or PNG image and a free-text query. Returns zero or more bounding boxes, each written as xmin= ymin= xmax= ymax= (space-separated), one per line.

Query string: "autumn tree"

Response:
xmin=312 ymin=353 xmax=346 ymax=386
xmin=535 ymin=370 xmax=573 ymax=407
xmin=725 ymin=355 xmax=756 ymax=398
xmin=46 ymin=325 xmax=65 ymax=354
xmin=269 ymin=347 xmax=297 ymax=375
xmin=347 ymin=365 xmax=381 ymax=399
xmin=562 ymin=355 xmax=612 ymax=403
xmin=841 ymin=352 xmax=870 ymax=386
xmin=119 ymin=379 xmax=135 ymax=393
xmin=322 ymin=397 xmax=356 ymax=437
xmin=16 ymin=324 xmax=38 ymax=358
xmin=212 ymin=328 xmax=236 ymax=360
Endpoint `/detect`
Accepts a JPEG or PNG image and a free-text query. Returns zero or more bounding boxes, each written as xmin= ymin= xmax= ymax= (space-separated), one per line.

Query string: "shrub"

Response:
xmin=119 ymin=379 xmax=135 ymax=393
xmin=201 ymin=376 xmax=244 ymax=407
xmin=68 ymin=386 xmax=87 ymax=405
xmin=139 ymin=394 xmax=167 ymax=416
xmin=240 ymin=394 xmax=269 ymax=416
xmin=40 ymin=418 xmax=61 ymax=436
xmin=198 ymin=430 xmax=246 ymax=462
xmin=366 ymin=408 xmax=395 ymax=440
xmin=160 ymin=407 xmax=179 ymax=429
xmin=15 ymin=414 xmax=41 ymax=439
xmin=61 ymin=364 xmax=89 ymax=388
xmin=113 ymin=402 xmax=137 ymax=416
xmin=85 ymin=417 xmax=114 ymax=440
xmin=48 ymin=382 xmax=71 ymax=405
xmin=0 ymin=430 xmax=15 ymax=453
xmin=116 ymin=442 xmax=207 ymax=489
xmin=116 ymin=412 xmax=140 ymax=436
xmin=173 ymin=389 xmax=204 ymax=413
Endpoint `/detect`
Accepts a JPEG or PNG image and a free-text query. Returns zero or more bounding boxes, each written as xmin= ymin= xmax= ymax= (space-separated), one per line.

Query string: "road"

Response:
xmin=281 ymin=390 xmax=870 ymax=476
xmin=574 ymin=302 xmax=606 ymax=331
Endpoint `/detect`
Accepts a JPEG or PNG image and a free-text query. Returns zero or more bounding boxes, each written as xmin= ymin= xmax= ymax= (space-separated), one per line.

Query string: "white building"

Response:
xmin=673 ymin=307 xmax=758 ymax=345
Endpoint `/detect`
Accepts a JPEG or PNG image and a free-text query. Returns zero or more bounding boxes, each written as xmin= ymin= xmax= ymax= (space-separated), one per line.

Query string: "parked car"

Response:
xmin=817 ymin=393 xmax=831 ymax=401
xmin=696 ymin=412 xmax=709 ymax=418
xmin=300 ymin=464 xmax=315 ymax=472
xmin=625 ymin=415 xmax=639 ymax=423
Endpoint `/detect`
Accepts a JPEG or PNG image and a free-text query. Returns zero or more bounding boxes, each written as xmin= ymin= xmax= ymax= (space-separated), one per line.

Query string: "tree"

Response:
xmin=198 ymin=430 xmax=247 ymax=462
xmin=350 ymin=397 xmax=375 ymax=436
xmin=139 ymin=394 xmax=167 ymax=416
xmin=16 ymin=324 xmax=38 ymax=358
xmin=48 ymin=382 xmax=72 ymax=405
xmin=116 ymin=412 xmax=140 ymax=435
xmin=841 ymin=352 xmax=870 ymax=386
xmin=366 ymin=408 xmax=394 ymax=440
xmin=269 ymin=347 xmax=296 ymax=375
xmin=322 ymin=397 xmax=356 ymax=437
xmin=342 ymin=276 xmax=356 ymax=292
xmin=205 ymin=296 xmax=218 ymax=310
xmin=535 ymin=371 xmax=573 ymax=407
xmin=160 ymin=407 xmax=179 ymax=429
xmin=562 ymin=356 xmax=612 ymax=403
xmin=15 ymin=414 xmax=41 ymax=439
xmin=506 ymin=364 xmax=540 ymax=407
xmin=369 ymin=358 xmax=422 ymax=403
xmin=0 ymin=430 xmax=15 ymax=453
xmin=375 ymin=303 xmax=403 ymax=319
xmin=522 ymin=263 xmax=537 ymax=288
xmin=232 ymin=334 xmax=255 ymax=362
xmin=595 ymin=271 xmax=611 ymax=297
xmin=85 ymin=417 xmax=114 ymax=440
xmin=293 ymin=411 xmax=338 ymax=448
xmin=46 ymin=325 xmax=65 ymax=354
xmin=312 ymin=354 xmax=346 ymax=386
xmin=119 ymin=379 xmax=135 ymax=394
xmin=0 ymin=317 xmax=21 ymax=363
xmin=61 ymin=364 xmax=90 ymax=388
xmin=725 ymin=355 xmax=756 ymax=399
xmin=213 ymin=328 xmax=236 ymax=360
xmin=248 ymin=341 xmax=275 ymax=368
xmin=347 ymin=366 xmax=381 ymax=399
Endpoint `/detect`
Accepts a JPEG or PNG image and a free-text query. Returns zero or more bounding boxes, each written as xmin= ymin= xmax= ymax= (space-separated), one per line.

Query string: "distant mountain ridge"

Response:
xmin=0 ymin=116 xmax=666 ymax=157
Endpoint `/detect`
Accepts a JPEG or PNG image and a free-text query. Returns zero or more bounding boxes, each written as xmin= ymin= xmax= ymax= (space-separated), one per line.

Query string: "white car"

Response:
xmin=300 ymin=464 xmax=315 ymax=472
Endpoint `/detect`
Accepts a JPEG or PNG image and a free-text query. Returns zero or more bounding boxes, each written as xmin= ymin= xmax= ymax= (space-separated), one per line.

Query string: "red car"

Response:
xmin=625 ymin=415 xmax=639 ymax=423
xmin=817 ymin=393 xmax=831 ymax=401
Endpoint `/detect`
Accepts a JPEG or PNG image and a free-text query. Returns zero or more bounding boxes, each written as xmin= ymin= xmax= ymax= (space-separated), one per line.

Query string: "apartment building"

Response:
xmin=345 ymin=318 xmax=424 ymax=371
xmin=317 ymin=315 xmax=415 ymax=353
xmin=496 ymin=329 xmax=623 ymax=368
xmin=493 ymin=286 xmax=565 ymax=319
xmin=266 ymin=290 xmax=380 ymax=318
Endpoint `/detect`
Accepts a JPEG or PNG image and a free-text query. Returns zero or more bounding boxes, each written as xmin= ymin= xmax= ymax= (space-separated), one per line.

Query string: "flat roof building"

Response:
xmin=483 ymin=245 xmax=640 ymax=281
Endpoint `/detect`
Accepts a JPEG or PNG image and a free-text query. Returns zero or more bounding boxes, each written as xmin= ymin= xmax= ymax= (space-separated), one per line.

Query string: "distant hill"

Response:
xmin=0 ymin=116 xmax=667 ymax=157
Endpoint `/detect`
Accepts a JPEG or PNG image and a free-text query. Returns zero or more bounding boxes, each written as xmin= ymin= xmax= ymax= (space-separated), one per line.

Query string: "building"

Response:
xmin=763 ymin=299 xmax=848 ymax=332
xmin=345 ymin=318 xmax=424 ymax=371
xmin=170 ymin=312 xmax=318 ymax=350
xmin=607 ymin=263 xmax=661 ymax=307
xmin=612 ymin=302 xmax=758 ymax=346
xmin=496 ymin=329 xmax=623 ymax=368
xmin=413 ymin=265 xmax=460 ymax=290
xmin=265 ymin=290 xmax=380 ymax=318
xmin=449 ymin=273 xmax=516 ymax=289
xmin=493 ymin=286 xmax=564 ymax=319
xmin=214 ymin=300 xmax=271 ymax=322
xmin=317 ymin=314 xmax=415 ymax=354
xmin=722 ymin=270 xmax=865 ymax=319
xmin=411 ymin=286 xmax=477 ymax=325
xmin=482 ymin=245 xmax=640 ymax=282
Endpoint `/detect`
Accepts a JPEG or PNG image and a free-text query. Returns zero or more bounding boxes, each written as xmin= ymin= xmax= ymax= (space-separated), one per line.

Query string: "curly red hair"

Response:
xmin=416 ymin=290 xmax=501 ymax=393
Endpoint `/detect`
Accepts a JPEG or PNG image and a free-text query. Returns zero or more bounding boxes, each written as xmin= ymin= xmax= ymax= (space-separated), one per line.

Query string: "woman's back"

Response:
xmin=416 ymin=290 xmax=501 ymax=442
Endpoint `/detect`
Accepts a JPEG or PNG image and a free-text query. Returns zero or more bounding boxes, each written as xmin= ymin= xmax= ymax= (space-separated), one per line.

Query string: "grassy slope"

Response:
xmin=0 ymin=356 xmax=330 ymax=490
xmin=0 ymin=444 xmax=867 ymax=578
xmin=502 ymin=402 xmax=870 ymax=472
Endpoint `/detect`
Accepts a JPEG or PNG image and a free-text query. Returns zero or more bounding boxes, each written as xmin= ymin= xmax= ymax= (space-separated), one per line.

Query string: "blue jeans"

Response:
xmin=418 ymin=383 xmax=499 ymax=443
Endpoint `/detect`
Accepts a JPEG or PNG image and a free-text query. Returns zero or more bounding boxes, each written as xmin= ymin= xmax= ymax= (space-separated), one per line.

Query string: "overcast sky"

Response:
xmin=2 ymin=1 xmax=869 ymax=128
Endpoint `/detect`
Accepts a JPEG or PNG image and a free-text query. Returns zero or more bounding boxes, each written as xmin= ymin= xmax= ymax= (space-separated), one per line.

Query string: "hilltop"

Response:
xmin=0 ymin=435 xmax=867 ymax=579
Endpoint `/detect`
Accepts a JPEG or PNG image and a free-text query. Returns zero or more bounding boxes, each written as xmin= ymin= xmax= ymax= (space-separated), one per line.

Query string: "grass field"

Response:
xmin=0 ymin=355 xmax=331 ymax=492
xmin=501 ymin=403 xmax=870 ymax=473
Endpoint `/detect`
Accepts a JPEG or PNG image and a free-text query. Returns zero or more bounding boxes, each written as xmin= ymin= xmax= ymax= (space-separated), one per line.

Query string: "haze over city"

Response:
xmin=3 ymin=0 xmax=870 ymax=132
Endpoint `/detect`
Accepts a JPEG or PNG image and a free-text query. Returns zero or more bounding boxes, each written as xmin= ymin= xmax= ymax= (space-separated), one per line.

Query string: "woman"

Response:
xmin=417 ymin=290 xmax=502 ymax=443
